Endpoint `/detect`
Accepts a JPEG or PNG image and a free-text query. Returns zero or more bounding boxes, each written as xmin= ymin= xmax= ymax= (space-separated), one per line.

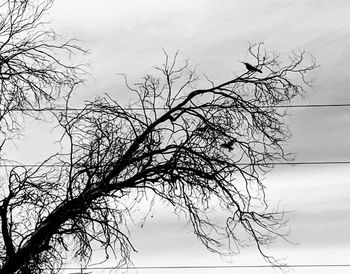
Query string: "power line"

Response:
xmin=42 ymin=264 xmax=350 ymax=270
xmin=4 ymin=103 xmax=350 ymax=112
xmin=280 ymin=103 xmax=350 ymax=108
xmin=1 ymin=161 xmax=350 ymax=168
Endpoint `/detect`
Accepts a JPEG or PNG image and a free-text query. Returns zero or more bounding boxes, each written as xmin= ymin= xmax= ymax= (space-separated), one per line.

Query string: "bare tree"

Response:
xmin=0 ymin=0 xmax=85 ymax=146
xmin=0 ymin=32 xmax=316 ymax=273
xmin=0 ymin=1 xmax=317 ymax=273
xmin=0 ymin=0 xmax=85 ymax=273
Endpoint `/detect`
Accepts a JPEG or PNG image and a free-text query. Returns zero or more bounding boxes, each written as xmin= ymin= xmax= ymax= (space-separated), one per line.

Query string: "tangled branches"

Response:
xmin=0 ymin=41 xmax=316 ymax=273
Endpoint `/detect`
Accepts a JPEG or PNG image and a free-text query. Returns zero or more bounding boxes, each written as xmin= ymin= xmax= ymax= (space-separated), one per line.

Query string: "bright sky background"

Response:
xmin=7 ymin=0 xmax=350 ymax=273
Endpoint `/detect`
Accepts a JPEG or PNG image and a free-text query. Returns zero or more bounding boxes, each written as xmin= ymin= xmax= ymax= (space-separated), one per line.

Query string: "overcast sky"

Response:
xmin=9 ymin=0 xmax=350 ymax=273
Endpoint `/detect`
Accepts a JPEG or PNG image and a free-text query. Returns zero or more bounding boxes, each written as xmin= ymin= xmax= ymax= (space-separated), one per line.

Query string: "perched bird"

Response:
xmin=242 ymin=62 xmax=262 ymax=73
xmin=220 ymin=139 xmax=236 ymax=151
xmin=168 ymin=114 xmax=176 ymax=122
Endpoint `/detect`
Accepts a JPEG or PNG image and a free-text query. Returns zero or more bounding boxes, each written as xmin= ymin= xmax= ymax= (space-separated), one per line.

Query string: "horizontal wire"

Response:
xmin=1 ymin=106 xmax=348 ymax=270
xmin=42 ymin=264 xmax=350 ymax=270
xmin=2 ymin=103 xmax=350 ymax=112
xmin=1 ymin=104 xmax=348 ymax=168
xmin=1 ymin=161 xmax=350 ymax=168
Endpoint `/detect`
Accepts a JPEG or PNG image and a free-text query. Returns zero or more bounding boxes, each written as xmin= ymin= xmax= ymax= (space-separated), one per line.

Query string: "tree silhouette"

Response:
xmin=0 ymin=0 xmax=85 ymax=156
xmin=0 ymin=0 xmax=85 ymax=273
xmin=0 ymin=1 xmax=317 ymax=273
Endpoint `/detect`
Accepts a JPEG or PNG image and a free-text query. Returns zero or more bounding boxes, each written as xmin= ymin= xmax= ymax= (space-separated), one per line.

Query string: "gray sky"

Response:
xmin=8 ymin=0 xmax=350 ymax=273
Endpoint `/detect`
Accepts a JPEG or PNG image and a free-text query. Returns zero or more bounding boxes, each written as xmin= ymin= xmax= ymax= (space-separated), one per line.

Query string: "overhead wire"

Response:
xmin=3 ymin=103 xmax=350 ymax=112
xmin=1 ymin=103 xmax=350 ymax=168
xmin=37 ymin=263 xmax=350 ymax=271
xmin=0 ymin=161 xmax=350 ymax=168
xmin=0 ymin=107 xmax=348 ymax=271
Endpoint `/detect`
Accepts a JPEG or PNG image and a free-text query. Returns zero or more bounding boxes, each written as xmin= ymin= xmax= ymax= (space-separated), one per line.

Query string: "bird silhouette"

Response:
xmin=242 ymin=62 xmax=262 ymax=73
xmin=169 ymin=114 xmax=176 ymax=122
xmin=220 ymin=139 xmax=236 ymax=151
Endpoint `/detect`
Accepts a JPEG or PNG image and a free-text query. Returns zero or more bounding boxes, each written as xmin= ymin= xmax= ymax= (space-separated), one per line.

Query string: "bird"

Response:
xmin=169 ymin=114 xmax=176 ymax=122
xmin=220 ymin=139 xmax=236 ymax=151
xmin=242 ymin=62 xmax=262 ymax=73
